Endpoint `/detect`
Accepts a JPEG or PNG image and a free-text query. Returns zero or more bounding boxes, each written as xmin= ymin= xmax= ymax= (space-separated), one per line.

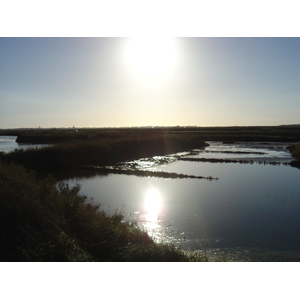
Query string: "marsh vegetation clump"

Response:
xmin=0 ymin=132 xmax=207 ymax=174
xmin=287 ymin=143 xmax=300 ymax=168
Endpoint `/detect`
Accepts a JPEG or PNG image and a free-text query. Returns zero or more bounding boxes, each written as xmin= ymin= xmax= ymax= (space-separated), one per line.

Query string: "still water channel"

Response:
xmin=64 ymin=141 xmax=300 ymax=260
xmin=0 ymin=135 xmax=49 ymax=153
xmin=2 ymin=136 xmax=300 ymax=261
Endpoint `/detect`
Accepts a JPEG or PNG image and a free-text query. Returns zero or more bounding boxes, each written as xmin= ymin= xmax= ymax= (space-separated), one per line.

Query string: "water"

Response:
xmin=1 ymin=137 xmax=299 ymax=260
xmin=62 ymin=141 xmax=300 ymax=261
xmin=0 ymin=136 xmax=49 ymax=153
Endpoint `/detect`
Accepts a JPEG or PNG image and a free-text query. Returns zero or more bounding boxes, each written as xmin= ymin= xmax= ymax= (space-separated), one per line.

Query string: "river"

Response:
xmin=63 ymin=141 xmax=300 ymax=261
xmin=1 ymin=136 xmax=300 ymax=261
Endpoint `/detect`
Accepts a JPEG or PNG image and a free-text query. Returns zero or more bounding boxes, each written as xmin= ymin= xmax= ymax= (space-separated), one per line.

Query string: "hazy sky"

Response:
xmin=1 ymin=37 xmax=300 ymax=128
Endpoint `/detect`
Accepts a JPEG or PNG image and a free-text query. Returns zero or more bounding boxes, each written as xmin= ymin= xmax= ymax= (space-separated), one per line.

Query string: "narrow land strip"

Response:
xmin=80 ymin=166 xmax=218 ymax=180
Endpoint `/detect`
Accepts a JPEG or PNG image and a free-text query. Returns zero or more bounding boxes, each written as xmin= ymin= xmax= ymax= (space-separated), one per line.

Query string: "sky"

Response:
xmin=1 ymin=37 xmax=300 ymax=128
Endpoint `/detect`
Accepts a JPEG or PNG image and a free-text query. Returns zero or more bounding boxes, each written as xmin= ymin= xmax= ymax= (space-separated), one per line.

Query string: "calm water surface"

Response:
xmin=0 ymin=136 xmax=49 ymax=152
xmin=63 ymin=141 xmax=300 ymax=260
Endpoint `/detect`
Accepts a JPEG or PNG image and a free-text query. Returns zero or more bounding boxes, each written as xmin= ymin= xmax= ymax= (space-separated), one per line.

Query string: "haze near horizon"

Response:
xmin=1 ymin=37 xmax=300 ymax=129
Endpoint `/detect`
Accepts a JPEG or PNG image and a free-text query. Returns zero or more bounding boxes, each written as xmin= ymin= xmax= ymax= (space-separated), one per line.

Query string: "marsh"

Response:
xmin=62 ymin=141 xmax=300 ymax=261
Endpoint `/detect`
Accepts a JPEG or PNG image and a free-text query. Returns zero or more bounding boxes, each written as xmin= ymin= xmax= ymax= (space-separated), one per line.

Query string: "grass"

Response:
xmin=0 ymin=161 xmax=211 ymax=262
xmin=288 ymin=143 xmax=300 ymax=168
xmin=1 ymin=125 xmax=300 ymax=143
xmin=0 ymin=132 xmax=207 ymax=174
xmin=1 ymin=126 xmax=299 ymax=174
xmin=288 ymin=143 xmax=300 ymax=159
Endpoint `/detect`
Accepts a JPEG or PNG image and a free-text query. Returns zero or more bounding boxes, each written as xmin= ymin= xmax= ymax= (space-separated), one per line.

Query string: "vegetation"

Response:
xmin=288 ymin=143 xmax=300 ymax=168
xmin=80 ymin=166 xmax=218 ymax=180
xmin=0 ymin=161 xmax=212 ymax=262
xmin=2 ymin=125 xmax=299 ymax=175
xmin=0 ymin=132 xmax=207 ymax=174
xmin=1 ymin=125 xmax=300 ymax=144
xmin=288 ymin=143 xmax=300 ymax=159
xmin=178 ymin=157 xmax=289 ymax=166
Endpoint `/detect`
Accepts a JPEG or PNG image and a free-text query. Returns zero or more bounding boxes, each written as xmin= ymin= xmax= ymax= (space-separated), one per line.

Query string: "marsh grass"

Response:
xmin=0 ymin=133 xmax=207 ymax=174
xmin=4 ymin=125 xmax=300 ymax=144
xmin=0 ymin=161 xmax=212 ymax=262
xmin=1 ymin=127 xmax=299 ymax=174
xmin=288 ymin=143 xmax=300 ymax=159
xmin=288 ymin=143 xmax=300 ymax=168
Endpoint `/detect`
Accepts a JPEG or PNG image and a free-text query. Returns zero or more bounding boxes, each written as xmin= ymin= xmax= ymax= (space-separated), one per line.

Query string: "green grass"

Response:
xmin=0 ymin=161 xmax=211 ymax=262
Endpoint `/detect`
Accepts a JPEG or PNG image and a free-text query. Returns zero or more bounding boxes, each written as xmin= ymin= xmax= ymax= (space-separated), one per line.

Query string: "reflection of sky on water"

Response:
xmin=200 ymin=141 xmax=293 ymax=162
xmin=0 ymin=136 xmax=50 ymax=153
xmin=0 ymin=136 xmax=19 ymax=153
xmin=117 ymin=142 xmax=294 ymax=176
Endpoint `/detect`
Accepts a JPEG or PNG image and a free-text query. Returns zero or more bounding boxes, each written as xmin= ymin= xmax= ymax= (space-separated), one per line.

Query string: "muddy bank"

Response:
xmin=202 ymin=150 xmax=266 ymax=155
xmin=178 ymin=157 xmax=290 ymax=166
xmin=79 ymin=166 xmax=218 ymax=180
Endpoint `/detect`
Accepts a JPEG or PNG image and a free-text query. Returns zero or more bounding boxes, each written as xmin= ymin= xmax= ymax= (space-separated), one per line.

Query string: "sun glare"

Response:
xmin=144 ymin=187 xmax=163 ymax=217
xmin=135 ymin=187 xmax=166 ymax=242
xmin=142 ymin=188 xmax=162 ymax=233
xmin=124 ymin=37 xmax=179 ymax=85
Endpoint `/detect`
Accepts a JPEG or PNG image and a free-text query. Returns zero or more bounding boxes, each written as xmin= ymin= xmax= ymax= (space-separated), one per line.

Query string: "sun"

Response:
xmin=124 ymin=37 xmax=179 ymax=85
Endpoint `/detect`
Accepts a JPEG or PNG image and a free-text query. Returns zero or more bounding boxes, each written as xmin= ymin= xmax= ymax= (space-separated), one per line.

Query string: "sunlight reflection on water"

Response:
xmin=134 ymin=187 xmax=181 ymax=244
xmin=136 ymin=187 xmax=165 ymax=242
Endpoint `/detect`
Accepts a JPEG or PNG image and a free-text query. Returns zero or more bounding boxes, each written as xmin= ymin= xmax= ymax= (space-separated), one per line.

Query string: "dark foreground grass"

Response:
xmin=0 ymin=161 xmax=210 ymax=262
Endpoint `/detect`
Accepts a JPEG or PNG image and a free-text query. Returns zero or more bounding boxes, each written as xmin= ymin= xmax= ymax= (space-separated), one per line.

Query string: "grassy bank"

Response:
xmin=288 ymin=143 xmax=300 ymax=168
xmin=0 ymin=161 xmax=211 ymax=262
xmin=0 ymin=132 xmax=207 ymax=174
xmin=288 ymin=143 xmax=300 ymax=159
xmin=1 ymin=126 xmax=299 ymax=174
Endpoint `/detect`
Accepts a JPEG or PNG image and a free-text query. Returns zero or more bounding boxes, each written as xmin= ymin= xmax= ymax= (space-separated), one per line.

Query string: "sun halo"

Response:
xmin=124 ymin=37 xmax=179 ymax=85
